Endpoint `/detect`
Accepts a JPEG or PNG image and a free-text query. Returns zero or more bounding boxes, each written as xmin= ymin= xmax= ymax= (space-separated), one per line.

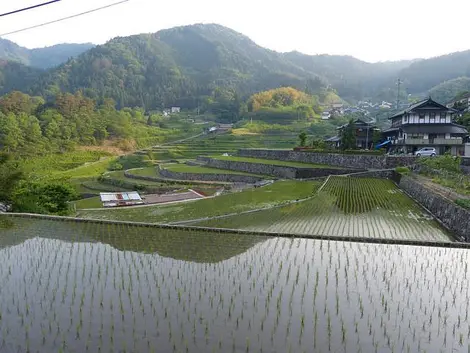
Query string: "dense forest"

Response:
xmin=0 ymin=91 xmax=178 ymax=156
xmin=1 ymin=24 xmax=470 ymax=105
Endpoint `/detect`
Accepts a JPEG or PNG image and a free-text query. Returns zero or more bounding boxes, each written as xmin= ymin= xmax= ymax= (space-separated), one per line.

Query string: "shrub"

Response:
xmin=418 ymin=154 xmax=462 ymax=173
xmin=456 ymin=199 xmax=470 ymax=209
xmin=395 ymin=167 xmax=411 ymax=174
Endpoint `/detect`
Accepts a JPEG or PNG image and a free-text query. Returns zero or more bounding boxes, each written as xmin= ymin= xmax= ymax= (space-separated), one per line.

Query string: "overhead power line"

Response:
xmin=0 ymin=0 xmax=62 ymax=18
xmin=0 ymin=0 xmax=130 ymax=37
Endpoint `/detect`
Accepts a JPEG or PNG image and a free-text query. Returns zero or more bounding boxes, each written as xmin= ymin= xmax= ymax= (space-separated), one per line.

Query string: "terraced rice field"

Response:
xmin=196 ymin=177 xmax=453 ymax=242
xmin=150 ymin=134 xmax=297 ymax=160
xmin=165 ymin=164 xmax=264 ymax=176
xmin=211 ymin=155 xmax=343 ymax=169
xmin=0 ymin=216 xmax=469 ymax=352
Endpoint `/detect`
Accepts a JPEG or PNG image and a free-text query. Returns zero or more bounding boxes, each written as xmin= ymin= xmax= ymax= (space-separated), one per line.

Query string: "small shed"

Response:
xmin=100 ymin=192 xmax=144 ymax=208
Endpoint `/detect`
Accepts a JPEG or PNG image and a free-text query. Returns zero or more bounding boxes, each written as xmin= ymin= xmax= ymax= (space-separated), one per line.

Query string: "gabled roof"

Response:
xmin=389 ymin=97 xmax=456 ymax=119
xmin=336 ymin=119 xmax=375 ymax=130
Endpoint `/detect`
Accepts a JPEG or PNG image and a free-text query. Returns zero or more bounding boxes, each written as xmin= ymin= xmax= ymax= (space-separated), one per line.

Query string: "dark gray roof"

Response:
xmin=402 ymin=123 xmax=468 ymax=135
xmin=382 ymin=127 xmax=400 ymax=134
xmin=389 ymin=97 xmax=455 ymax=119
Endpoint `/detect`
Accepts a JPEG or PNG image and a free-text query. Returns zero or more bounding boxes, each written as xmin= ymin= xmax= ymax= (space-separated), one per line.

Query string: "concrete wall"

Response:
xmin=396 ymin=175 xmax=470 ymax=241
xmin=237 ymin=149 xmax=416 ymax=169
xmin=197 ymin=157 xmax=355 ymax=179
xmin=159 ymin=168 xmax=264 ymax=184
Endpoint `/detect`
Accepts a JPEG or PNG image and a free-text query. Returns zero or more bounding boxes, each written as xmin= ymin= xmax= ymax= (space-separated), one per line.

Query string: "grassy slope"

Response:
xmin=165 ymin=164 xmax=264 ymax=176
xmin=74 ymin=197 xmax=103 ymax=209
xmin=76 ymin=180 xmax=320 ymax=223
xmin=212 ymin=156 xmax=341 ymax=169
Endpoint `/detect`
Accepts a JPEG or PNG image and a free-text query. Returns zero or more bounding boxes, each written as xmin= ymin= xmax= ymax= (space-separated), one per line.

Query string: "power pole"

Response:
xmin=396 ymin=78 xmax=402 ymax=110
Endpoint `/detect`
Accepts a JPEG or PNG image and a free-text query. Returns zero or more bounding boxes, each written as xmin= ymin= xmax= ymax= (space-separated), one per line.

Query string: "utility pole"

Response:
xmin=396 ymin=78 xmax=402 ymax=110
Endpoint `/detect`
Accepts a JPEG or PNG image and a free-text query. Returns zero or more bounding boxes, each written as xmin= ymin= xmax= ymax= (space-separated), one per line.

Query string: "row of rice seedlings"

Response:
xmin=0 ymin=218 xmax=468 ymax=352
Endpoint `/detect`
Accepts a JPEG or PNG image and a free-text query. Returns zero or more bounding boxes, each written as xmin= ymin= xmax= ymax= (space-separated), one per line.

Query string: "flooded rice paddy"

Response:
xmin=0 ymin=217 xmax=468 ymax=352
xmin=197 ymin=177 xmax=453 ymax=242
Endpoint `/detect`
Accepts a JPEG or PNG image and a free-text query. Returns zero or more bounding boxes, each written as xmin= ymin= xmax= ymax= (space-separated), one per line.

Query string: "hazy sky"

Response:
xmin=0 ymin=0 xmax=468 ymax=63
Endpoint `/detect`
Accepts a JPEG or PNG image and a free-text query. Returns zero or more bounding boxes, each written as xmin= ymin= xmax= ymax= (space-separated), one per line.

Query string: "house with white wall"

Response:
xmin=382 ymin=97 xmax=468 ymax=156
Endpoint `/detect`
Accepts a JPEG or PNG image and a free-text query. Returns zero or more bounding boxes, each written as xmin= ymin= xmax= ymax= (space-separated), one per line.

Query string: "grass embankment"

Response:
xmin=74 ymin=197 xmax=103 ymax=209
xmin=76 ymin=180 xmax=320 ymax=223
xmin=211 ymin=155 xmax=341 ymax=169
xmin=165 ymin=164 xmax=264 ymax=176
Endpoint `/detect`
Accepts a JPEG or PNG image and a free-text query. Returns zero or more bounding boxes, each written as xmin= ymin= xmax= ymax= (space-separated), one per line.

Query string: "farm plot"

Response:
xmin=197 ymin=176 xmax=453 ymax=242
xmin=0 ymin=216 xmax=469 ymax=353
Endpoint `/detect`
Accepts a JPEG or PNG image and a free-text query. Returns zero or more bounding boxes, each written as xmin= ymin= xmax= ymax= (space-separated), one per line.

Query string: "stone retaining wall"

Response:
xmin=396 ymin=175 xmax=470 ymax=241
xmin=124 ymin=169 xmax=227 ymax=186
xmin=159 ymin=168 xmax=264 ymax=184
xmin=347 ymin=170 xmax=395 ymax=179
xmin=197 ymin=157 xmax=355 ymax=179
xmin=237 ymin=149 xmax=416 ymax=169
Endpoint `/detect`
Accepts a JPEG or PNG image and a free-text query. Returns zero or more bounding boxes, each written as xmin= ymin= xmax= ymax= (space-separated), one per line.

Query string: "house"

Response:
xmin=171 ymin=107 xmax=181 ymax=114
xmin=382 ymin=97 xmax=468 ymax=156
xmin=100 ymin=192 xmax=144 ymax=208
xmin=321 ymin=111 xmax=331 ymax=120
xmin=325 ymin=119 xmax=379 ymax=149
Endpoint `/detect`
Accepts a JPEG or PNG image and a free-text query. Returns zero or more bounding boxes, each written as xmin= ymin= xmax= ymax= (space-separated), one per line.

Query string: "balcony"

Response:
xmin=392 ymin=138 xmax=463 ymax=146
xmin=434 ymin=138 xmax=463 ymax=145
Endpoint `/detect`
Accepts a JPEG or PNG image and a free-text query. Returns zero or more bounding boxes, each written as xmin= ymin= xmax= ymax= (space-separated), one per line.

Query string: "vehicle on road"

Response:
xmin=414 ymin=147 xmax=437 ymax=157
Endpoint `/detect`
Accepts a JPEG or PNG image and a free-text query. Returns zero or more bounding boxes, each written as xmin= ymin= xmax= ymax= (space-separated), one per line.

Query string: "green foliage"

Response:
xmin=455 ymin=199 xmax=470 ymax=209
xmin=0 ymin=153 xmax=24 ymax=203
xmin=12 ymin=181 xmax=79 ymax=215
xmin=114 ymin=154 xmax=152 ymax=170
xmin=340 ymin=119 xmax=356 ymax=150
xmin=418 ymin=154 xmax=462 ymax=173
xmin=395 ymin=166 xmax=410 ymax=174
xmin=0 ymin=216 xmax=14 ymax=229
xmin=298 ymin=132 xmax=308 ymax=147
xmin=429 ymin=77 xmax=470 ymax=104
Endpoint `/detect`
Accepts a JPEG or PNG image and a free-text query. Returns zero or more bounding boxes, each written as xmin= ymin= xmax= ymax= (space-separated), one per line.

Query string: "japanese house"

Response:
xmin=382 ymin=97 xmax=468 ymax=155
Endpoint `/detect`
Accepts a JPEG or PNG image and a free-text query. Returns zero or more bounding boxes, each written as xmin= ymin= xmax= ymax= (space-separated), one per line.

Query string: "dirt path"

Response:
xmin=413 ymin=174 xmax=470 ymax=201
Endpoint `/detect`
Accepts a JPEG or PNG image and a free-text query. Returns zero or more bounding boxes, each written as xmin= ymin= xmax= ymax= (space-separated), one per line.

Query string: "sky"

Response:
xmin=0 ymin=0 xmax=469 ymax=63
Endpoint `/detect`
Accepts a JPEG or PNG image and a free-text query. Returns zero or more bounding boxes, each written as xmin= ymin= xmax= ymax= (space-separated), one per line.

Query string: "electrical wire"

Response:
xmin=0 ymin=0 xmax=130 ymax=37
xmin=0 ymin=0 xmax=62 ymax=18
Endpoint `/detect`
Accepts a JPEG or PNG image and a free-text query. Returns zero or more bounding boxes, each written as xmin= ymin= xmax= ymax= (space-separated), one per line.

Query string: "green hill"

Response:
xmin=0 ymin=38 xmax=93 ymax=69
xmin=428 ymin=77 xmax=470 ymax=103
xmin=29 ymin=24 xmax=315 ymax=110
xmin=3 ymin=24 xmax=470 ymax=105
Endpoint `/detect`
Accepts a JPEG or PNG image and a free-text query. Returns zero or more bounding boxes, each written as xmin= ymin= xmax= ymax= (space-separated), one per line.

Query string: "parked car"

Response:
xmin=414 ymin=147 xmax=437 ymax=157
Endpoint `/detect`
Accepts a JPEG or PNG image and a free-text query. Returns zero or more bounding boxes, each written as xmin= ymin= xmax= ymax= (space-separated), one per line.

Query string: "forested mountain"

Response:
xmin=397 ymin=50 xmax=470 ymax=94
xmin=0 ymin=61 xmax=42 ymax=95
xmin=283 ymin=52 xmax=416 ymax=100
xmin=428 ymin=77 xmax=470 ymax=103
xmin=29 ymin=24 xmax=316 ymax=110
xmin=0 ymin=38 xmax=93 ymax=69
xmin=2 ymin=24 xmax=470 ymax=106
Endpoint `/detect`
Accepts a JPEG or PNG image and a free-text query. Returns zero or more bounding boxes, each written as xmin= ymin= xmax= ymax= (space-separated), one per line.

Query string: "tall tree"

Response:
xmin=340 ymin=119 xmax=356 ymax=150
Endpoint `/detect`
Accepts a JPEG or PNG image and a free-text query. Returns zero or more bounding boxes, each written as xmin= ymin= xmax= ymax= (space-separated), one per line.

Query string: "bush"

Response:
xmin=456 ymin=199 xmax=470 ymax=209
xmin=395 ymin=167 xmax=411 ymax=174
xmin=418 ymin=154 xmax=462 ymax=173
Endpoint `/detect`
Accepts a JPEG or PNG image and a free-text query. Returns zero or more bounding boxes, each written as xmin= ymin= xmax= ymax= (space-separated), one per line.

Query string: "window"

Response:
xmin=440 ymin=112 xmax=447 ymax=123
xmin=410 ymin=133 xmax=424 ymax=139
xmin=429 ymin=112 xmax=436 ymax=123
xmin=419 ymin=113 xmax=425 ymax=123
xmin=403 ymin=115 xmax=408 ymax=123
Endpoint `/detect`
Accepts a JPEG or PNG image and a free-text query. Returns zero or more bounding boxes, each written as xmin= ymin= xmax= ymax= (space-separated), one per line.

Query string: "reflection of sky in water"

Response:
xmin=0 ymin=221 xmax=468 ymax=353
